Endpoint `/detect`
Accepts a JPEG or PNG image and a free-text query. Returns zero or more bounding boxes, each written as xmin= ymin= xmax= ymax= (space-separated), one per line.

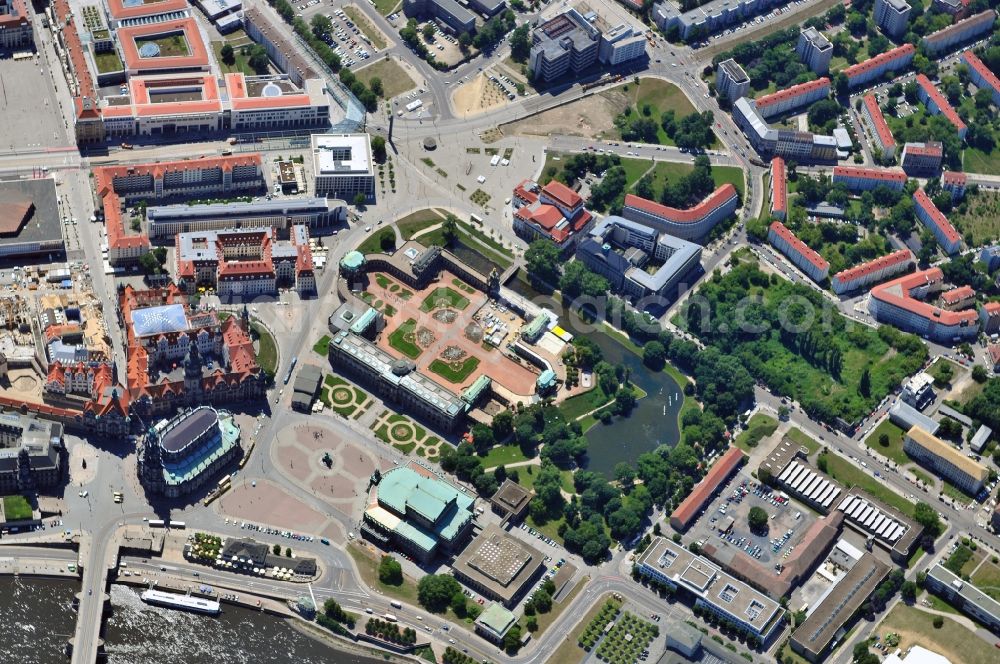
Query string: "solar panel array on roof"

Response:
xmin=779 ymin=461 xmax=841 ymax=509
xmin=836 ymin=495 xmax=907 ymax=542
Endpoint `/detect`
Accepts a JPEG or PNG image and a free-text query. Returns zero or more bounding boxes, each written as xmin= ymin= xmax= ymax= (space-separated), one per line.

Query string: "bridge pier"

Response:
xmin=73 ymin=592 xmax=112 ymax=616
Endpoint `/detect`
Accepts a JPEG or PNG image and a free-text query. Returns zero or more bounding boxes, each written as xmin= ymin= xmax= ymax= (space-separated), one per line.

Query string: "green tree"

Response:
xmin=878 ymin=433 xmax=890 ymax=447
xmin=901 ymin=580 xmax=917 ymax=603
xmin=245 ymin=44 xmax=270 ymax=74
xmin=311 ymin=14 xmax=332 ymax=39
xmin=273 ymin=543 xmax=282 ymax=555
xmin=913 ymin=502 xmax=942 ymax=537
xmin=417 ymin=575 xmax=463 ymax=612
xmin=525 ymin=240 xmax=561 ymax=287
xmin=422 ymin=23 xmax=435 ymax=42
xmin=748 ymin=506 xmax=768 ymax=532
xmin=510 ymin=24 xmax=531 ymax=62
xmin=378 ymin=555 xmax=403 ymax=585
xmin=642 ymin=341 xmax=666 ymax=370
xmin=859 ymin=366 xmax=871 ymax=398
xmin=532 ymin=589 xmax=552 ymax=613
xmin=371 ymin=135 xmax=387 ymax=162
xmin=504 ymin=624 xmax=523 ymax=654
xmin=368 ymin=77 xmax=384 ymax=97
xmin=972 ymin=365 xmax=987 ymax=383
xmin=492 ymin=410 xmax=514 ymax=440
xmin=441 ymin=213 xmax=459 ymax=247
xmin=220 ymin=43 xmax=235 ymax=66
xmin=285 ymin=547 xmax=292 ymax=557
xmin=354 ymin=192 xmax=367 ymax=207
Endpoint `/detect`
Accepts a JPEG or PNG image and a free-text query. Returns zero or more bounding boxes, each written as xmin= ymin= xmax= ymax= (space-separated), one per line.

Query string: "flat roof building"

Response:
xmin=474 ymin=603 xmax=518 ymax=644
xmin=0 ymin=179 xmax=65 ymax=260
xmin=889 ymin=400 xmax=940 ymax=435
xmin=529 ymin=9 xmax=601 ymax=83
xmin=904 ymin=425 xmax=988 ymax=495
xmin=311 ymin=134 xmax=376 ymax=201
xmin=716 ymin=59 xmax=750 ymax=102
xmin=490 ymin=479 xmax=532 ymax=523
xmin=732 ymin=97 xmax=839 ymax=162
xmin=0 ymin=411 xmax=63 ymax=494
xmin=652 ymin=0 xmax=787 ymax=41
xmin=925 ymin=563 xmax=1000 ymax=632
xmin=873 ymin=0 xmax=911 ymax=39
xmin=453 ymin=523 xmax=545 ymax=608
xmin=403 ymin=0 xmax=476 ymax=34
xmin=797 ymin=28 xmax=832 ymax=75
xmin=147 ymin=197 xmax=345 ymax=240
xmin=670 ymin=447 xmax=745 ymax=531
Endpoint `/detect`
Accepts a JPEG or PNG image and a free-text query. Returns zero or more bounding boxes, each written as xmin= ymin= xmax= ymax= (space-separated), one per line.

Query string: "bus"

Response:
xmin=469 ymin=213 xmax=483 ymax=225
xmin=390 ymin=600 xmax=402 ymax=609
xmin=148 ymin=520 xmax=165 ymax=528
xmin=283 ymin=356 xmax=298 ymax=385
xmin=218 ymin=475 xmax=232 ymax=491
xmin=168 ymin=521 xmax=186 ymax=529
xmin=383 ymin=614 xmax=397 ymax=622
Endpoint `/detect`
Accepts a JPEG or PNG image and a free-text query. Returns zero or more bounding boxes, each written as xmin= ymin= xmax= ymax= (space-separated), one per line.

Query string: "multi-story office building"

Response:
xmin=861 ymin=94 xmax=897 ymax=163
xmin=914 ymin=188 xmax=962 ymax=255
xmin=900 ymin=142 xmax=944 ymax=176
xmin=925 ymin=564 xmax=1000 ymax=633
xmin=621 ymin=185 xmax=739 ymax=242
xmin=915 ymin=75 xmax=967 ymax=139
xmin=403 ymin=0 xmax=475 ymax=34
xmin=768 ymin=221 xmax=830 ymax=283
xmin=146 ymin=198 xmax=346 ymax=240
xmin=636 ymin=537 xmax=785 ymax=642
xmin=733 ymin=97 xmax=838 ymax=161
xmin=138 ymin=406 xmax=241 ymax=498
xmin=311 ymin=134 xmax=376 ymax=201
xmin=0 ymin=0 xmax=33 ymax=50
xmin=873 ymin=0 xmax=911 ymax=38
xmin=831 ymin=249 xmax=913 ymax=295
xmin=796 ymin=28 xmax=833 ymax=75
xmin=597 ymin=24 xmax=647 ymax=66
xmin=173 ymin=226 xmax=316 ymax=296
xmin=103 ymin=0 xmax=189 ymax=27
xmin=942 ymin=170 xmax=967 ymax=200
xmin=843 ymin=44 xmax=915 ymax=89
xmin=771 ymin=158 xmax=787 ymax=221
xmin=529 ymin=10 xmax=645 ymax=82
xmin=962 ymin=50 xmax=1000 ymax=107
xmin=832 ymin=166 xmax=907 ymax=192
xmin=716 ymin=59 xmax=751 ymax=102
xmin=868 ymin=268 xmax=979 ymax=342
xmin=512 ymin=179 xmax=593 ymax=251
xmin=921 ymin=10 xmax=995 ymax=57
xmin=0 ymin=412 xmax=63 ymax=494
xmin=904 ymin=425 xmax=988 ymax=494
xmin=576 ymin=216 xmax=702 ymax=300
xmin=754 ymin=78 xmax=830 ymax=120
xmin=651 ymin=0 xmax=784 ymax=41
xmin=95 ymin=155 xmax=266 ymax=265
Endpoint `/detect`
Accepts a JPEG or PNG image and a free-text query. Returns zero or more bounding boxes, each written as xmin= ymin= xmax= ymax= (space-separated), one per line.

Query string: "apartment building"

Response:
xmin=770 ymin=157 xmax=787 ymax=221
xmin=652 ymin=0 xmax=785 ymax=41
xmin=512 ymin=179 xmax=593 ymax=250
xmin=733 ymin=97 xmax=838 ymax=162
xmin=981 ymin=301 xmax=1000 ymax=335
xmin=980 ymin=245 xmax=1000 ymax=272
xmin=716 ymin=59 xmax=751 ymax=102
xmin=940 ymin=285 xmax=975 ymax=310
xmin=311 ymin=134 xmax=376 ymax=201
xmin=931 ymin=0 xmax=971 ymax=19
xmin=597 ymin=24 xmax=648 ymax=66
xmin=146 ymin=198 xmax=346 ymax=240
xmin=621 ymin=185 xmax=739 ymax=242
xmin=873 ymin=0 xmax=911 ymax=38
xmin=832 ymin=166 xmax=907 ymax=192
xmin=915 ymin=75 xmax=967 ymax=139
xmin=868 ymin=268 xmax=979 ymax=342
xmin=861 ymin=94 xmax=897 ymax=163
xmin=914 ymin=188 xmax=962 ymax=255
xmin=941 ymin=170 xmax=967 ymax=200
xmin=843 ymin=44 xmax=915 ymax=89
xmin=904 ymin=425 xmax=988 ymax=494
xmin=831 ymin=249 xmax=913 ymax=295
xmin=796 ymin=27 xmax=833 ymax=75
xmin=921 ymin=10 xmax=995 ymax=57
xmin=962 ymin=50 xmax=1000 ymax=107
xmin=900 ymin=142 xmax=944 ymax=176
xmin=768 ymin=221 xmax=829 ymax=282
xmin=636 ymin=537 xmax=785 ymax=642
xmin=754 ymin=78 xmax=830 ymax=120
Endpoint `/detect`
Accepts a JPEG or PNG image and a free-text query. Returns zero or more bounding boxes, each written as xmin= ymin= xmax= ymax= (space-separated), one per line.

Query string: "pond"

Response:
xmin=507 ymin=277 xmax=684 ymax=477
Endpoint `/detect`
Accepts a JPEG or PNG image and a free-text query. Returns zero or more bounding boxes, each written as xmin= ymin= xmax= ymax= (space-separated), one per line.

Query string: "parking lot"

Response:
xmin=294 ymin=3 xmax=379 ymax=69
xmin=688 ymin=468 xmax=817 ymax=575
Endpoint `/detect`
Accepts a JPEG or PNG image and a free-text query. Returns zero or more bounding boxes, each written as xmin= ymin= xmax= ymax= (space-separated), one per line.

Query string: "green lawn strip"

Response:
xmin=532 ymin=574 xmax=589 ymax=638
xmin=397 ymin=209 xmax=446 ymax=239
xmin=354 ymin=57 xmax=416 ymax=99
xmin=907 ymin=546 xmax=925 ymax=569
xmin=910 ymin=467 xmax=933 ymax=486
xmin=251 ymin=323 xmax=277 ymax=379
xmin=876 ymin=603 xmax=998 ymax=664
xmin=211 ymin=41 xmax=256 ymax=76
xmin=356 ymin=228 xmax=395 ymax=254
xmin=941 ymin=480 xmax=973 ymax=502
xmin=387 ymin=319 xmax=422 ymax=359
xmin=313 ymin=335 xmax=331 ymax=356
xmin=371 ymin=0 xmax=399 ymax=15
xmin=863 ymin=419 xmax=908 ymax=465
xmin=920 ymin=590 xmax=960 ymax=615
xmin=346 ymin=544 xmax=419 ymax=604
xmin=821 ymin=452 xmax=914 ymax=514
xmin=2 ymin=495 xmax=32 ymax=521
xmin=734 ymin=413 xmax=779 ymax=452
xmin=647 ymin=162 xmax=746 ymax=200
xmin=94 ymin=50 xmax=123 ymax=73
xmin=419 ymin=286 xmax=470 ymax=312
xmin=429 ymin=356 xmax=480 ymax=383
xmin=784 ymin=427 xmax=821 ymax=455
xmin=479 ymin=444 xmax=530 ymax=469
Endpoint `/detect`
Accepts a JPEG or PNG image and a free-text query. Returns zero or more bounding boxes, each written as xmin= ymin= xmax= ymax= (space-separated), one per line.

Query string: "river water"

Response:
xmin=0 ymin=577 xmax=386 ymax=664
xmin=506 ymin=278 xmax=683 ymax=476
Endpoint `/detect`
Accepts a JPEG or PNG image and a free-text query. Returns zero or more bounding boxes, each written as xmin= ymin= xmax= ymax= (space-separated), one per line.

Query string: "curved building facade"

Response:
xmin=621 ymin=185 xmax=739 ymax=242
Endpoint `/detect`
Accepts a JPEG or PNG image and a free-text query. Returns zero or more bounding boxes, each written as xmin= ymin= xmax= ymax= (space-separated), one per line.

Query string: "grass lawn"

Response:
xmin=941 ymin=480 xmax=974 ymax=502
xmin=646 ymin=161 xmax=746 ymax=200
xmin=428 ymin=356 xmax=480 ymax=383
xmin=94 ymin=50 xmax=124 ymax=73
xmin=620 ymin=78 xmax=717 ymax=147
xmin=921 ymin=591 xmax=960 ymax=615
xmin=620 ymin=157 xmax=655 ymax=190
xmin=356 ymin=228 xmax=395 ymax=254
xmin=342 ymin=6 xmax=387 ymax=50
xmin=963 ymin=146 xmax=1000 ymax=177
xmin=479 ymin=444 xmax=530 ymax=469
xmin=354 ymin=57 xmax=415 ymax=99
xmin=950 ymin=189 xmax=1000 ymax=246
xmin=785 ymin=427 xmax=821 ymax=455
xmin=876 ymin=604 xmax=998 ymax=664
xmin=396 ymin=208 xmax=447 ymax=239
xmin=734 ymin=413 xmax=779 ymax=452
xmin=2 ymin=495 xmax=32 ymax=521
xmin=313 ymin=335 xmax=331 ymax=356
xmin=251 ymin=323 xmax=277 ymax=379
xmin=419 ymin=286 xmax=469 ymax=312
xmin=970 ymin=557 xmax=1000 ymax=601
xmin=371 ymin=0 xmax=399 ymax=15
xmin=136 ymin=34 xmax=190 ymax=57
xmin=550 ymin=596 xmax=621 ymax=664
xmin=516 ymin=466 xmax=574 ymax=496
xmin=346 ymin=543 xmax=419 ymax=605
xmin=533 ymin=574 xmax=589 ymax=638
xmin=387 ymin=319 xmax=422 ymax=359
xmin=864 ymin=420 xmax=908 ymax=465
xmin=911 ymin=467 xmax=933 ymax=486
xmin=558 ymin=388 xmax=613 ymax=422
xmin=821 ymin=451 xmax=915 ymax=514
xmin=211 ymin=41 xmax=257 ymax=76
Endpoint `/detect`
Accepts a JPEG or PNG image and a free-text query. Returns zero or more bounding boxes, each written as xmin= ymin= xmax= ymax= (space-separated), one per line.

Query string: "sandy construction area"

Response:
xmin=452 ymin=73 xmax=512 ymax=118
xmin=503 ymin=85 xmax=630 ymax=139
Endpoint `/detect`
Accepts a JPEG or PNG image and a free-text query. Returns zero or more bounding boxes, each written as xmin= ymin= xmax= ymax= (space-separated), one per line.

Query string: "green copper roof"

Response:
xmin=340 ymin=251 xmax=366 ymax=270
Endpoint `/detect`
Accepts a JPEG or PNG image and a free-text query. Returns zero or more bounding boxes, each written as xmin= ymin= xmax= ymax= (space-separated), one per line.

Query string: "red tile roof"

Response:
xmin=832 ymin=165 xmax=908 ymax=184
xmin=755 ymin=77 xmax=830 ymax=110
xmin=871 ymin=268 xmax=980 ymax=326
xmin=623 ymin=184 xmax=738 ymax=224
xmin=915 ymin=75 xmax=967 ymax=134
xmin=942 ymin=171 xmax=967 ymax=187
xmin=117 ymin=18 xmax=210 ymax=73
xmin=0 ymin=0 xmax=29 ymax=27
xmin=769 ymin=221 xmax=830 ymax=272
xmin=984 ymin=301 xmax=1000 ymax=315
xmin=771 ymin=157 xmax=787 ymax=216
xmin=862 ymin=94 xmax=896 ymax=149
xmin=962 ymin=50 xmax=1000 ymax=97
xmin=844 ymin=44 xmax=915 ymax=81
xmin=913 ymin=188 xmax=962 ymax=246
xmin=513 ymin=179 xmax=539 ymax=205
xmin=53 ymin=0 xmax=98 ymax=119
xmin=224 ymin=72 xmax=315 ymax=111
xmin=903 ymin=142 xmax=944 ymax=157
xmin=833 ymin=249 xmax=913 ymax=285
xmin=541 ymin=180 xmax=582 ymax=210
xmin=670 ymin=447 xmax=746 ymax=531
xmin=988 ymin=343 xmax=1000 ymax=367
xmin=942 ymin=285 xmax=975 ymax=304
